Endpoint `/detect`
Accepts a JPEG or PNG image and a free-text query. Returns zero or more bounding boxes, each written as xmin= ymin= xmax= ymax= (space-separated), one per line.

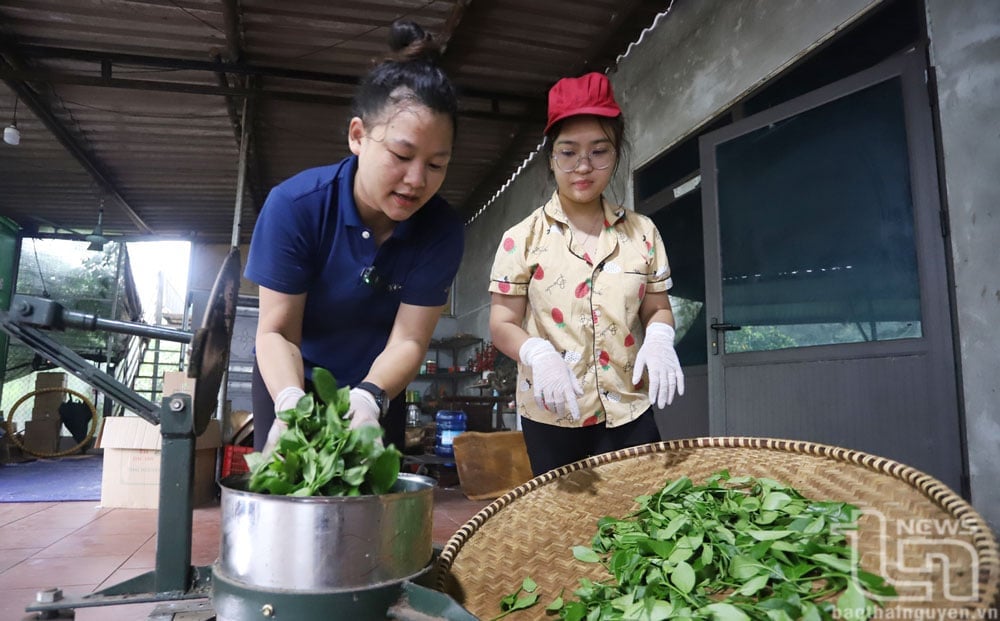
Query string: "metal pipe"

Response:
xmin=105 ymin=241 xmax=125 ymax=376
xmin=61 ymin=310 xmax=193 ymax=343
xmin=0 ymin=315 xmax=159 ymax=421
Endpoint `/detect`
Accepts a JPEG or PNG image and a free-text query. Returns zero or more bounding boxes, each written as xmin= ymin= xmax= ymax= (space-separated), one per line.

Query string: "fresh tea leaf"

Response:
xmin=670 ymin=560 xmax=696 ymax=593
xmin=535 ymin=472 xmax=894 ymax=621
xmin=704 ymin=602 xmax=751 ymax=621
xmin=247 ymin=368 xmax=401 ymax=497
xmin=311 ymin=367 xmax=339 ymax=404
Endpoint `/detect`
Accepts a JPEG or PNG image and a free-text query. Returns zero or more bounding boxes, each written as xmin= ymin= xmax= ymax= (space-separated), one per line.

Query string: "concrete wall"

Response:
xmin=454 ymin=0 xmax=998 ymax=528
xmin=925 ymin=0 xmax=1000 ymax=531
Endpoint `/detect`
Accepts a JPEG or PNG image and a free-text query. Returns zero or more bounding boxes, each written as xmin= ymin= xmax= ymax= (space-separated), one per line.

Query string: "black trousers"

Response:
xmin=251 ymin=360 xmax=405 ymax=452
xmin=520 ymin=408 xmax=661 ymax=477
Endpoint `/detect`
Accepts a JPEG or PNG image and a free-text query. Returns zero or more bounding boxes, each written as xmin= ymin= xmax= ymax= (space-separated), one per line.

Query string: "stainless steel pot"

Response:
xmin=216 ymin=473 xmax=435 ymax=592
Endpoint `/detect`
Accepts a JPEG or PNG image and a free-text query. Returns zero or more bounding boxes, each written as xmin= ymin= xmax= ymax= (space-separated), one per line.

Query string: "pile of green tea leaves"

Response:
xmin=243 ymin=368 xmax=402 ymax=497
xmin=536 ymin=471 xmax=895 ymax=621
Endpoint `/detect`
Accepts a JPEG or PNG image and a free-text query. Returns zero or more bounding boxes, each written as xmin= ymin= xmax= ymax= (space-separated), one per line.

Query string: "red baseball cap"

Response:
xmin=544 ymin=72 xmax=622 ymax=134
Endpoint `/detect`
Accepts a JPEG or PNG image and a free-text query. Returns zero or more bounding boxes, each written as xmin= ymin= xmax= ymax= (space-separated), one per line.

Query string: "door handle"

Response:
xmin=710 ymin=318 xmax=741 ymax=355
xmin=710 ymin=322 xmax=742 ymax=332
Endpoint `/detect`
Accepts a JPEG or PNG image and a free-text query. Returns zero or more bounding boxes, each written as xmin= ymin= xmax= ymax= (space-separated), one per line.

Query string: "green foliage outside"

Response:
xmin=727 ymin=321 xmax=920 ymax=353
xmin=6 ymin=239 xmax=140 ymax=382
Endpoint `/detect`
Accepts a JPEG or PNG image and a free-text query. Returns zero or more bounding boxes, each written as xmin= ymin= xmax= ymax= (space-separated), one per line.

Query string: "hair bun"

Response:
xmin=387 ymin=19 xmax=441 ymax=63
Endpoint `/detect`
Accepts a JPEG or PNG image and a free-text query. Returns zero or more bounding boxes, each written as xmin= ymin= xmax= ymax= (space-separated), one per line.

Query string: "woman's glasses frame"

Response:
xmin=551 ymin=147 xmax=617 ymax=173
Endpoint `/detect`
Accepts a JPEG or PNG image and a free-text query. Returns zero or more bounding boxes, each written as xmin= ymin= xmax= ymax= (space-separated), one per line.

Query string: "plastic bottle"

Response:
xmin=434 ymin=410 xmax=467 ymax=459
xmin=404 ymin=404 xmax=424 ymax=454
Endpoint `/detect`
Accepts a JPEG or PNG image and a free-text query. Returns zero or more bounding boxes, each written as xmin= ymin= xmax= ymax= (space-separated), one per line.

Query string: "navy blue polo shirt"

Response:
xmin=244 ymin=155 xmax=464 ymax=387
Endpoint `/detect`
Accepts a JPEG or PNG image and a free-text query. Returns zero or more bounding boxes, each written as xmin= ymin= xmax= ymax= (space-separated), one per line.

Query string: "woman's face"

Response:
xmin=349 ymin=102 xmax=454 ymax=223
xmin=550 ymin=116 xmax=618 ymax=210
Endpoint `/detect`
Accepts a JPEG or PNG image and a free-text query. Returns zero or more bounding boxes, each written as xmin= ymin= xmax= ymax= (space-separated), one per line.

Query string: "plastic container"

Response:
xmin=406 ymin=404 xmax=422 ymax=427
xmin=221 ymin=445 xmax=254 ymax=478
xmin=404 ymin=405 xmax=424 ymax=455
xmin=434 ymin=410 xmax=467 ymax=458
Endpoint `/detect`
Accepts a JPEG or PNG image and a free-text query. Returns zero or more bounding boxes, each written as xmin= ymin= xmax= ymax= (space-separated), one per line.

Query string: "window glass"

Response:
xmin=715 ymin=78 xmax=922 ymax=353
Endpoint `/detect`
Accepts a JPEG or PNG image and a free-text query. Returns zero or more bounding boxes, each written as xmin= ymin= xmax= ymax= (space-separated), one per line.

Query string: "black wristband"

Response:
xmin=356 ymin=381 xmax=389 ymax=417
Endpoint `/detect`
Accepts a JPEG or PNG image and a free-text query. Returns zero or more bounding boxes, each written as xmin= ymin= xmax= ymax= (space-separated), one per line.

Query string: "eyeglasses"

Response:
xmin=551 ymin=147 xmax=616 ymax=173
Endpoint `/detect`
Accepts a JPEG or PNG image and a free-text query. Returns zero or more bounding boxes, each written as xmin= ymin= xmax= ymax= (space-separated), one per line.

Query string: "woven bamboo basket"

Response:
xmin=434 ymin=437 xmax=999 ymax=620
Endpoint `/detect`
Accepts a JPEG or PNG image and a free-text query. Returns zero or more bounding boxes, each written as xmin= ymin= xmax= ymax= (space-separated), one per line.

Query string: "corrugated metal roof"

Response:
xmin=0 ymin=0 xmax=670 ymax=243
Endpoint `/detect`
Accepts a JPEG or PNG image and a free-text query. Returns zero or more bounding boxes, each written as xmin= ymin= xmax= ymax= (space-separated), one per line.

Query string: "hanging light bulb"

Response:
xmin=4 ymin=97 xmax=20 ymax=146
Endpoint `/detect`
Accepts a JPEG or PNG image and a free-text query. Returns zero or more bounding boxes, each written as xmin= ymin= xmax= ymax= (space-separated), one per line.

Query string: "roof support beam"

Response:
xmin=214 ymin=62 xmax=263 ymax=213
xmin=0 ymin=42 xmax=542 ymax=108
xmin=214 ymin=1 xmax=263 ymax=214
xmin=439 ymin=0 xmax=472 ymax=54
xmin=0 ymin=67 xmax=531 ymax=122
xmin=220 ymin=0 xmax=243 ymax=64
xmin=1 ymin=60 xmax=152 ymax=234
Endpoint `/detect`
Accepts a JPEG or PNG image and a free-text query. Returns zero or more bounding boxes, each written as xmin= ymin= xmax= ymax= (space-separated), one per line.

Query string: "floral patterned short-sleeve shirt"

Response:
xmin=489 ymin=191 xmax=672 ymax=428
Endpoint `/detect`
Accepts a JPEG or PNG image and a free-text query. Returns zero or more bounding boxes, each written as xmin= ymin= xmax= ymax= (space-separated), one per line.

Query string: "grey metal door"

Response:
xmin=699 ymin=52 xmax=965 ymax=492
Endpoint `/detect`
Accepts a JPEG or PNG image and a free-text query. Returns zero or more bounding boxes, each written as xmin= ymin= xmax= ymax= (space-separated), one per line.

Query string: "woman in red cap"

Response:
xmin=488 ymin=72 xmax=684 ymax=476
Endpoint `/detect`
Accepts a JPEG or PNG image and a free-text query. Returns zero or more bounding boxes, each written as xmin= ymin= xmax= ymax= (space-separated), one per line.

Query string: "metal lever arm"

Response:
xmin=9 ymin=294 xmax=194 ymax=342
xmin=0 ymin=310 xmax=159 ymax=421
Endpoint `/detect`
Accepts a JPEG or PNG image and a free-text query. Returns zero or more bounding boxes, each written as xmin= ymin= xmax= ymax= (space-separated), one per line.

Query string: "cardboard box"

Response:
xmin=31 ymin=409 xmax=61 ymax=422
xmin=99 ymin=416 xmax=221 ymax=509
xmin=31 ymin=393 xmax=64 ymax=421
xmin=162 ymin=371 xmax=196 ymax=398
xmin=34 ymin=372 xmax=66 ymax=389
xmin=23 ymin=419 xmax=62 ymax=455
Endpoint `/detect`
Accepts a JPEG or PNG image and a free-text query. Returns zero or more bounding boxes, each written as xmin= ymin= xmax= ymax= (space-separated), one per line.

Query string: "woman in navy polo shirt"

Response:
xmin=244 ymin=20 xmax=464 ymax=454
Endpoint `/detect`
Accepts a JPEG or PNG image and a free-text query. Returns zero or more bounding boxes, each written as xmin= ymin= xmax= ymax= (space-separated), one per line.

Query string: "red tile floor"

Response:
xmin=0 ymin=487 xmax=490 ymax=621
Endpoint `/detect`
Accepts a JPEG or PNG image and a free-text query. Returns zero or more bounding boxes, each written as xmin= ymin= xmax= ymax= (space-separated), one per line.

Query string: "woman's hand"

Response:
xmin=519 ymin=337 xmax=583 ymax=420
xmin=631 ymin=323 xmax=684 ymax=408
xmin=347 ymin=388 xmax=382 ymax=431
xmin=261 ymin=386 xmax=305 ymax=457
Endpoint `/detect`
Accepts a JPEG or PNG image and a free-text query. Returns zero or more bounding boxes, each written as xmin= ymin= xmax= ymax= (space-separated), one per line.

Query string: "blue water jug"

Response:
xmin=434 ymin=410 xmax=467 ymax=458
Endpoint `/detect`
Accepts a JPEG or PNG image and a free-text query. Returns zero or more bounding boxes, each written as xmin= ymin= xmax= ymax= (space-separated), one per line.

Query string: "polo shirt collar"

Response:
xmin=541 ymin=190 xmax=626 ymax=228
xmin=339 ymin=155 xmax=417 ymax=239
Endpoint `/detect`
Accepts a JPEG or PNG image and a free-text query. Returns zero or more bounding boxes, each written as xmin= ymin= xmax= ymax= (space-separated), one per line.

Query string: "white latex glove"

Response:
xmin=631 ymin=323 xmax=685 ymax=408
xmin=347 ymin=388 xmax=382 ymax=431
xmin=519 ymin=337 xmax=583 ymax=420
xmin=262 ymin=386 xmax=305 ymax=457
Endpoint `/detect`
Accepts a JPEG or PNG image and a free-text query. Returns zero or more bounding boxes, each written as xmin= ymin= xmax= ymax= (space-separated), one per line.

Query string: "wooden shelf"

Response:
xmin=430 ymin=335 xmax=483 ymax=350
